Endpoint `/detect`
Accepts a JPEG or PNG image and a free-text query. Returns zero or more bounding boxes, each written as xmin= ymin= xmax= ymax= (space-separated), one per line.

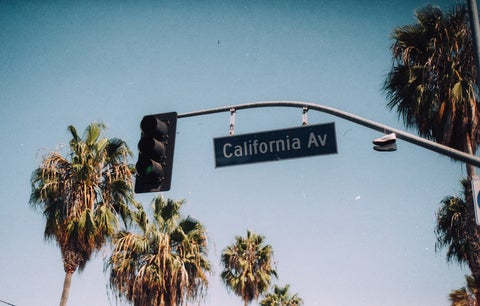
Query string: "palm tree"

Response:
xmin=260 ymin=284 xmax=304 ymax=306
xmin=435 ymin=179 xmax=470 ymax=265
xmin=383 ymin=4 xmax=480 ymax=300
xmin=221 ymin=230 xmax=277 ymax=306
xmin=436 ymin=180 xmax=480 ymax=306
xmin=106 ymin=196 xmax=211 ymax=306
xmin=30 ymin=122 xmax=135 ymax=306
xmin=384 ymin=4 xmax=479 ymax=157
xmin=449 ymin=275 xmax=477 ymax=306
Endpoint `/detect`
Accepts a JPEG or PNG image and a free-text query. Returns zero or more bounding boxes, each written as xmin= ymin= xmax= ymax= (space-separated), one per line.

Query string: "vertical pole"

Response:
xmin=465 ymin=1 xmax=480 ymax=228
xmin=468 ymin=0 xmax=480 ymax=86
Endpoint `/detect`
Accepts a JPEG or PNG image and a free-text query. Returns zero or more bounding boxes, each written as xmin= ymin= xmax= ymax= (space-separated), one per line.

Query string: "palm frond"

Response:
xmin=449 ymin=275 xmax=477 ymax=306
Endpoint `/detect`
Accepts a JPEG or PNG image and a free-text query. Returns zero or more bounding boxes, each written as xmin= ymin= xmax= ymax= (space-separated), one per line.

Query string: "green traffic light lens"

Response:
xmin=145 ymin=165 xmax=153 ymax=175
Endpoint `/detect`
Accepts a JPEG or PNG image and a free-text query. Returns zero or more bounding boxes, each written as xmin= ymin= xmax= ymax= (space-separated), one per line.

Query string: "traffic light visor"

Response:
xmin=141 ymin=115 xmax=168 ymax=138
xmin=138 ymin=138 xmax=166 ymax=160
xmin=136 ymin=157 xmax=164 ymax=178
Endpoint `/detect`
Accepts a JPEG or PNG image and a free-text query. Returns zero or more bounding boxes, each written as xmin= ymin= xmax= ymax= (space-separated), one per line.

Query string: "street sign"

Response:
xmin=472 ymin=178 xmax=480 ymax=225
xmin=213 ymin=122 xmax=337 ymax=167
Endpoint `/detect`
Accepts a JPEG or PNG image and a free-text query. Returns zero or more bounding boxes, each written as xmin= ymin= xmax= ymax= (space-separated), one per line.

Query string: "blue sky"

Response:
xmin=0 ymin=0 xmax=471 ymax=305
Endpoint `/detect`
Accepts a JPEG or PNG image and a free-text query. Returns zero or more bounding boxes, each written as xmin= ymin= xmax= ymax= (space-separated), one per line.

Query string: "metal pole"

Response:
xmin=178 ymin=100 xmax=480 ymax=167
xmin=468 ymin=0 xmax=480 ymax=86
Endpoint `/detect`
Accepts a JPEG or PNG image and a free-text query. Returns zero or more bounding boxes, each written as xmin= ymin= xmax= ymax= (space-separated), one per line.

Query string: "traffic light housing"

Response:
xmin=135 ymin=112 xmax=177 ymax=193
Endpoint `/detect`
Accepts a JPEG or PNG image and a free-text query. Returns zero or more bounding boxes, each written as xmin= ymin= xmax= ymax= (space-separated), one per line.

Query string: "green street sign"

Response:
xmin=214 ymin=122 xmax=337 ymax=167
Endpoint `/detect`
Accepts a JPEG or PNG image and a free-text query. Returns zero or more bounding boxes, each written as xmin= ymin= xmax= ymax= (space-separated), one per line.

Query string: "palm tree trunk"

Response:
xmin=59 ymin=271 xmax=73 ymax=306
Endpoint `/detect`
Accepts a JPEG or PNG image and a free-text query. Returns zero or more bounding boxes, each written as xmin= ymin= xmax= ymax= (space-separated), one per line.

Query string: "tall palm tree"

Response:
xmin=383 ymin=4 xmax=480 ymax=301
xmin=260 ymin=284 xmax=304 ymax=306
xmin=449 ymin=275 xmax=477 ymax=306
xmin=106 ymin=196 xmax=211 ymax=306
xmin=30 ymin=122 xmax=135 ymax=306
xmin=221 ymin=230 xmax=277 ymax=306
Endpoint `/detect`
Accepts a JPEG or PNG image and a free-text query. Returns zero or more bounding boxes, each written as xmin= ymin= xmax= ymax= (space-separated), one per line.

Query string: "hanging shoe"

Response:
xmin=373 ymin=143 xmax=397 ymax=152
xmin=373 ymin=133 xmax=396 ymax=145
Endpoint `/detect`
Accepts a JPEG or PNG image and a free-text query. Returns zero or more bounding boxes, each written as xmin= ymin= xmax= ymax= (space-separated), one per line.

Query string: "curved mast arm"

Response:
xmin=178 ymin=100 xmax=480 ymax=167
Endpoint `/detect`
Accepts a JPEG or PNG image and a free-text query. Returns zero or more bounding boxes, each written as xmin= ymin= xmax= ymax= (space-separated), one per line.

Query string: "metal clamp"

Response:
xmin=229 ymin=108 xmax=236 ymax=135
xmin=302 ymin=106 xmax=308 ymax=126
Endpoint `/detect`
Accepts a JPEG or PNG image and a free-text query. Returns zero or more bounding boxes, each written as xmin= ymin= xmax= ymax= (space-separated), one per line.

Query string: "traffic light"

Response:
xmin=135 ymin=112 xmax=177 ymax=193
